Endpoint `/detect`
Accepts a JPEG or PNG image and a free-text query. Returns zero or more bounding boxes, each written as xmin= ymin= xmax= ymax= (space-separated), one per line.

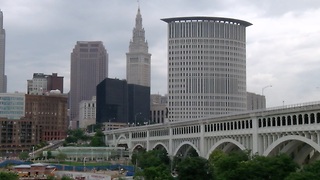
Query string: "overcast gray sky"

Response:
xmin=1 ymin=0 xmax=320 ymax=108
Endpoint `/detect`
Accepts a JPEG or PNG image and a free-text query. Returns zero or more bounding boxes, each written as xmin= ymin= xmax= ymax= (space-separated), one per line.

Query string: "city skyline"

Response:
xmin=0 ymin=1 xmax=320 ymax=108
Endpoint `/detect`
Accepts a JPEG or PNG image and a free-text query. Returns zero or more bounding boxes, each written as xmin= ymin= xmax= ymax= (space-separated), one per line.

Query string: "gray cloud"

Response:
xmin=1 ymin=0 xmax=320 ymax=108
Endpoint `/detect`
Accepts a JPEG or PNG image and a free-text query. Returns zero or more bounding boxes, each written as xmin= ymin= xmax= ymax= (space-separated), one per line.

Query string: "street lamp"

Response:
xmin=108 ymin=117 xmax=115 ymax=131
xmin=135 ymin=112 xmax=142 ymax=126
xmin=32 ymin=146 xmax=35 ymax=160
xmin=83 ymin=157 xmax=87 ymax=171
xmin=262 ymin=85 xmax=272 ymax=95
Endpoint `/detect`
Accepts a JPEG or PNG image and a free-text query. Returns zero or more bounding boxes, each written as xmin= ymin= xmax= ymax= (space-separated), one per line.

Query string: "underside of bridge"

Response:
xmin=266 ymin=140 xmax=320 ymax=165
xmin=132 ymin=144 xmax=145 ymax=152
xmin=175 ymin=144 xmax=199 ymax=158
xmin=153 ymin=144 xmax=167 ymax=151
xmin=213 ymin=142 xmax=242 ymax=154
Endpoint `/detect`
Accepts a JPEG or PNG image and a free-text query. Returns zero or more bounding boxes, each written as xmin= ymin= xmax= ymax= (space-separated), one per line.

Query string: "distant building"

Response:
xmin=247 ymin=92 xmax=266 ymax=110
xmin=150 ymin=94 xmax=167 ymax=124
xmin=25 ymin=93 xmax=68 ymax=142
xmin=0 ymin=92 xmax=68 ymax=156
xmin=79 ymin=96 xmax=96 ymax=129
xmin=96 ymin=78 xmax=150 ymax=125
xmin=0 ymin=10 xmax=7 ymax=93
xmin=0 ymin=92 xmax=25 ymax=119
xmin=126 ymin=7 xmax=151 ymax=87
xmin=27 ymin=73 xmax=64 ymax=94
xmin=70 ymin=41 xmax=108 ymax=128
xmin=0 ymin=118 xmax=35 ymax=156
xmin=162 ymin=17 xmax=252 ymax=121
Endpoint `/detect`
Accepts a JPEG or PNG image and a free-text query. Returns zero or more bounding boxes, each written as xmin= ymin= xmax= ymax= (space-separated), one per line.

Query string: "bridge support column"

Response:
xmin=169 ymin=127 xmax=173 ymax=157
xmin=146 ymin=130 xmax=150 ymax=151
xmin=251 ymin=117 xmax=259 ymax=154
xmin=200 ymin=123 xmax=205 ymax=157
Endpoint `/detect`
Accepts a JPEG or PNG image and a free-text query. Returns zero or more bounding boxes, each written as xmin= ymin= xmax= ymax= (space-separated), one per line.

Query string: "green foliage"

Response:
xmin=0 ymin=171 xmax=19 ymax=180
xmin=65 ymin=129 xmax=90 ymax=145
xmin=19 ymin=151 xmax=29 ymax=160
xmin=90 ymin=129 xmax=106 ymax=147
xmin=47 ymin=151 xmax=53 ymax=159
xmin=285 ymin=160 xmax=320 ymax=180
xmin=47 ymin=175 xmax=57 ymax=180
xmin=61 ymin=176 xmax=74 ymax=180
xmin=143 ymin=164 xmax=174 ymax=180
xmin=56 ymin=152 xmax=68 ymax=163
xmin=133 ymin=149 xmax=173 ymax=180
xmin=176 ymin=156 xmax=212 ymax=180
xmin=209 ymin=150 xmax=298 ymax=180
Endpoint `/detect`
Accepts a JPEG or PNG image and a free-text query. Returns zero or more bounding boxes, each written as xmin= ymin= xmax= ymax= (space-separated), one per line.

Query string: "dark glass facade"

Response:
xmin=96 ymin=78 xmax=150 ymax=125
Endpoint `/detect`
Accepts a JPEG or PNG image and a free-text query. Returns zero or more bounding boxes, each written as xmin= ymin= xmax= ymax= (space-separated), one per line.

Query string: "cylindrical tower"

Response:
xmin=162 ymin=17 xmax=252 ymax=121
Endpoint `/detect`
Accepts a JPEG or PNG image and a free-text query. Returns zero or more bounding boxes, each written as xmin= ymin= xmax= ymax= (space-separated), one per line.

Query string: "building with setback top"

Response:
xmin=70 ymin=41 xmax=108 ymax=128
xmin=126 ymin=7 xmax=151 ymax=87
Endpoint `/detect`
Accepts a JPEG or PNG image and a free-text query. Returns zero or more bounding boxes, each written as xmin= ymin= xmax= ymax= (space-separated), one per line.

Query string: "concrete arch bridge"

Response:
xmin=105 ymin=102 xmax=320 ymax=164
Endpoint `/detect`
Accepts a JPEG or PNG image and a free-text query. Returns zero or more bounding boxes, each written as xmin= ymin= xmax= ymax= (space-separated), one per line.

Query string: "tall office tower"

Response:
xmin=0 ymin=10 xmax=7 ymax=93
xmin=126 ymin=7 xmax=151 ymax=87
xmin=162 ymin=17 xmax=252 ymax=121
xmin=70 ymin=41 xmax=108 ymax=127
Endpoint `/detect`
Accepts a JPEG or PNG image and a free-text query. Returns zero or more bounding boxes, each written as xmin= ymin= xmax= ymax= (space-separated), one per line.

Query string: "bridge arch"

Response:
xmin=206 ymin=138 xmax=246 ymax=159
xmin=132 ymin=143 xmax=145 ymax=152
xmin=173 ymin=141 xmax=200 ymax=157
xmin=116 ymin=134 xmax=128 ymax=148
xmin=263 ymin=135 xmax=320 ymax=156
xmin=152 ymin=142 xmax=169 ymax=153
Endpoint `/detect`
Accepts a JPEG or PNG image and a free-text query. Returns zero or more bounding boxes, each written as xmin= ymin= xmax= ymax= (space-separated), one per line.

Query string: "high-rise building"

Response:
xmin=126 ymin=7 xmax=151 ymax=87
xmin=247 ymin=92 xmax=266 ymax=110
xmin=96 ymin=78 xmax=150 ymax=125
xmin=162 ymin=17 xmax=252 ymax=121
xmin=27 ymin=73 xmax=64 ymax=95
xmin=70 ymin=41 xmax=108 ymax=127
xmin=0 ymin=10 xmax=7 ymax=93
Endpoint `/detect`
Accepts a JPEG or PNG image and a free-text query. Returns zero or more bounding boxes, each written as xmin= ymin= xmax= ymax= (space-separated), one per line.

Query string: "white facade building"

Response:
xmin=0 ymin=10 xmax=7 ymax=93
xmin=0 ymin=93 xmax=25 ymax=119
xmin=126 ymin=7 xmax=151 ymax=87
xmin=27 ymin=73 xmax=48 ymax=95
xmin=162 ymin=17 xmax=252 ymax=121
xmin=79 ymin=96 xmax=96 ymax=128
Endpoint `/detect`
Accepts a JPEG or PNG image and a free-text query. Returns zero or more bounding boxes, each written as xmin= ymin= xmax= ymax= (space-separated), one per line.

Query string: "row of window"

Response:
xmin=258 ymin=113 xmax=320 ymax=127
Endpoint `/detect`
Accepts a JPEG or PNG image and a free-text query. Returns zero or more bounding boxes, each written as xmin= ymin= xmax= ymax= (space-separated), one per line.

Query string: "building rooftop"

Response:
xmin=161 ymin=16 xmax=252 ymax=27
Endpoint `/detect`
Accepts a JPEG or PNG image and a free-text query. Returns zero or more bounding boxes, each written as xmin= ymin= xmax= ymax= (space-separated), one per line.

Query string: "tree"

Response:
xmin=176 ymin=156 xmax=212 ymax=180
xmin=19 ymin=151 xmax=29 ymax=160
xmin=56 ymin=152 xmax=68 ymax=163
xmin=90 ymin=129 xmax=106 ymax=147
xmin=132 ymin=149 xmax=173 ymax=180
xmin=285 ymin=160 xmax=320 ymax=180
xmin=208 ymin=150 xmax=297 ymax=180
xmin=0 ymin=172 xmax=19 ymax=180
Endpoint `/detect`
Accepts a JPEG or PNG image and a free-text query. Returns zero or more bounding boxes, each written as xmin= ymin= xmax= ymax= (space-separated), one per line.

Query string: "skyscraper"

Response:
xmin=126 ymin=7 xmax=151 ymax=87
xmin=0 ymin=10 xmax=7 ymax=93
xmin=162 ymin=17 xmax=252 ymax=121
xmin=70 ymin=41 xmax=108 ymax=127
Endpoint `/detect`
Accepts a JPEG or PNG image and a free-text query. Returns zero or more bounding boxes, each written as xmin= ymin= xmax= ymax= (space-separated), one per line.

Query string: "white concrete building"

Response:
xmin=0 ymin=92 xmax=25 ymax=119
xmin=126 ymin=7 xmax=151 ymax=87
xmin=162 ymin=17 xmax=252 ymax=121
xmin=79 ymin=96 xmax=96 ymax=128
xmin=0 ymin=10 xmax=7 ymax=93
xmin=27 ymin=73 xmax=48 ymax=95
